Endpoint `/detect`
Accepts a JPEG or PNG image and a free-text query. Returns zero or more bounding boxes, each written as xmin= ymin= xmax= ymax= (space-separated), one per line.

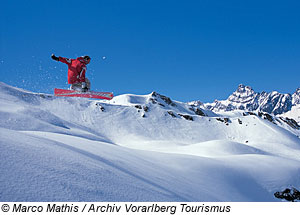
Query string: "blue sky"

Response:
xmin=1 ymin=0 xmax=300 ymax=102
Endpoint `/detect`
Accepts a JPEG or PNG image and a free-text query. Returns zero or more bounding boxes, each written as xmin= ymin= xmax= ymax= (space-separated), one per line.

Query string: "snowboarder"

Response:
xmin=51 ymin=54 xmax=91 ymax=92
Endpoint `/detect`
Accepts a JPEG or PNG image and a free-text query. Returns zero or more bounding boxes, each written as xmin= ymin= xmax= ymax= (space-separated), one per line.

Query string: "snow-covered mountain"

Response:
xmin=1 ymin=82 xmax=300 ymax=201
xmin=293 ymin=88 xmax=300 ymax=105
xmin=201 ymin=84 xmax=299 ymax=116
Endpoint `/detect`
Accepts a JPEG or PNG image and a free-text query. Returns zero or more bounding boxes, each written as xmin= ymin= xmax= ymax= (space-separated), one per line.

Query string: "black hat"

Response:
xmin=83 ymin=55 xmax=91 ymax=60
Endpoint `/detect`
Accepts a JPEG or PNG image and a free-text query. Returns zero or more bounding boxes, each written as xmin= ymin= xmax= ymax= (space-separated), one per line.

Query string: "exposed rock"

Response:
xmin=149 ymin=98 xmax=157 ymax=104
xmin=258 ymin=112 xmax=277 ymax=125
xmin=188 ymin=100 xmax=203 ymax=107
xmin=178 ymin=114 xmax=193 ymax=121
xmin=194 ymin=108 xmax=206 ymax=116
xmin=292 ymin=88 xmax=300 ymax=105
xmin=151 ymin=92 xmax=177 ymax=107
xmin=143 ymin=106 xmax=149 ymax=112
xmin=243 ymin=112 xmax=257 ymax=116
xmin=205 ymin=84 xmax=295 ymax=115
xmin=279 ymin=117 xmax=300 ymax=130
xmin=167 ymin=111 xmax=177 ymax=118
xmin=216 ymin=118 xmax=231 ymax=125
xmin=134 ymin=105 xmax=142 ymax=109
xmin=259 ymin=91 xmax=292 ymax=115
xmin=189 ymin=107 xmax=206 ymax=116
xmin=274 ymin=187 xmax=300 ymax=202
xmin=224 ymin=118 xmax=230 ymax=123
xmin=216 ymin=118 xmax=223 ymax=123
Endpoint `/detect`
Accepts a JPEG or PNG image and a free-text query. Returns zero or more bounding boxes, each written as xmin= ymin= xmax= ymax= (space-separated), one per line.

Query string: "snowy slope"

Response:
xmin=280 ymin=104 xmax=300 ymax=124
xmin=1 ymin=82 xmax=300 ymax=201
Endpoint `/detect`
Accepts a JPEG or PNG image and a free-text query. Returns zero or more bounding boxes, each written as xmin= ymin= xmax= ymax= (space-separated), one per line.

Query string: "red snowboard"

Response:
xmin=54 ymin=88 xmax=113 ymax=100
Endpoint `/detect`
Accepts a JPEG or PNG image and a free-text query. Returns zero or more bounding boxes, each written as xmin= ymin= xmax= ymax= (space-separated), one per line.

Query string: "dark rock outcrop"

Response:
xmin=274 ymin=187 xmax=300 ymax=202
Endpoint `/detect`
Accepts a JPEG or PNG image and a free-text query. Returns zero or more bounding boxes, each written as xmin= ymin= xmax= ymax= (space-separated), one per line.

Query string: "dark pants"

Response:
xmin=70 ymin=78 xmax=91 ymax=91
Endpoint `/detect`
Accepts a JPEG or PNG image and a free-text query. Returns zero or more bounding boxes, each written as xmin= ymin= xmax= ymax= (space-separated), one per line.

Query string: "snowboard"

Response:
xmin=54 ymin=88 xmax=113 ymax=100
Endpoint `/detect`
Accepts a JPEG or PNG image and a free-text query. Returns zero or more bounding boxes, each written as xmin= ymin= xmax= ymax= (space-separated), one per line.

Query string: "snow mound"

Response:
xmin=108 ymin=93 xmax=150 ymax=106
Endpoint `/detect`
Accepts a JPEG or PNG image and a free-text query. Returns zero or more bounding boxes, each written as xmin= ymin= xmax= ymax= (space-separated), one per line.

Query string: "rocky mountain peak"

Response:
xmin=228 ymin=84 xmax=257 ymax=104
xmin=258 ymin=91 xmax=292 ymax=115
xmin=187 ymin=100 xmax=203 ymax=107
xmin=292 ymin=88 xmax=300 ymax=105
xmin=236 ymin=84 xmax=254 ymax=94
xmin=205 ymin=84 xmax=298 ymax=115
xmin=149 ymin=91 xmax=177 ymax=107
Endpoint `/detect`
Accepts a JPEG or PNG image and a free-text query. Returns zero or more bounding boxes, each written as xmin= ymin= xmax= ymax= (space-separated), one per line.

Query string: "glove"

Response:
xmin=51 ymin=54 xmax=59 ymax=61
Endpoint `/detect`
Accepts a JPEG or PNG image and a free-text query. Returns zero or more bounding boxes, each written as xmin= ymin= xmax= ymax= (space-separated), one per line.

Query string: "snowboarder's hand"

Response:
xmin=51 ymin=54 xmax=59 ymax=61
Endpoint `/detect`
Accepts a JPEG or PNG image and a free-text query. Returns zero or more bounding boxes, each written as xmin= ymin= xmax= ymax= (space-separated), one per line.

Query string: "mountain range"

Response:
xmin=195 ymin=84 xmax=300 ymax=116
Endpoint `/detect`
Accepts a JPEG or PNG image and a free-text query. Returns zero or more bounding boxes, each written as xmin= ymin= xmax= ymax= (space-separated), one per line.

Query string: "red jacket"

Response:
xmin=59 ymin=57 xmax=88 ymax=84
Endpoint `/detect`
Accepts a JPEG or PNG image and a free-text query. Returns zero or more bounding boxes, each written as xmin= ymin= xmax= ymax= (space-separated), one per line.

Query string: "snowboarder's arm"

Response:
xmin=78 ymin=66 xmax=86 ymax=82
xmin=58 ymin=57 xmax=72 ymax=65
xmin=51 ymin=54 xmax=72 ymax=66
xmin=51 ymin=54 xmax=59 ymax=61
